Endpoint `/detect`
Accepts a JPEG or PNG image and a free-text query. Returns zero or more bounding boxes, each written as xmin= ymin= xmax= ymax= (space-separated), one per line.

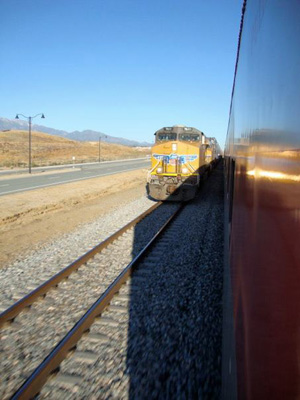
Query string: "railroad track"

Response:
xmin=1 ymin=163 xmax=224 ymax=399
xmin=0 ymin=201 xmax=179 ymax=399
xmin=0 ymin=202 xmax=163 ymax=327
xmin=11 ymin=203 xmax=184 ymax=399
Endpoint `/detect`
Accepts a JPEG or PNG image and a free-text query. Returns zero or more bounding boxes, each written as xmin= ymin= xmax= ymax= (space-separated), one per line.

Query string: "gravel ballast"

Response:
xmin=0 ymin=195 xmax=179 ymax=399
xmin=0 ymin=196 xmax=156 ymax=309
xmin=40 ymin=162 xmax=224 ymax=399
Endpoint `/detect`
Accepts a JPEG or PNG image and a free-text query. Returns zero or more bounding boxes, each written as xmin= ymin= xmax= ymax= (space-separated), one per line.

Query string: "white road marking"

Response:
xmin=0 ymin=157 xmax=149 ymax=176
xmin=0 ymin=183 xmax=9 ymax=187
xmin=0 ymin=167 xmax=146 ymax=196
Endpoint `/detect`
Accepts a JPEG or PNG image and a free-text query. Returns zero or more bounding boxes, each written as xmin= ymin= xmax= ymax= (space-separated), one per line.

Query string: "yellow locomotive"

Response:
xmin=147 ymin=125 xmax=220 ymax=201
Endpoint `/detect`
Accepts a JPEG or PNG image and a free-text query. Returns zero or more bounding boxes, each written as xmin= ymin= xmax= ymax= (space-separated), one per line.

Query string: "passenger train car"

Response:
xmin=223 ymin=1 xmax=300 ymax=399
xmin=147 ymin=125 xmax=221 ymax=201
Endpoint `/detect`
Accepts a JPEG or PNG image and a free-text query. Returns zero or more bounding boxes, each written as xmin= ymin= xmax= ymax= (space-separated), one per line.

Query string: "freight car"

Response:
xmin=146 ymin=125 xmax=220 ymax=201
xmin=223 ymin=1 xmax=300 ymax=399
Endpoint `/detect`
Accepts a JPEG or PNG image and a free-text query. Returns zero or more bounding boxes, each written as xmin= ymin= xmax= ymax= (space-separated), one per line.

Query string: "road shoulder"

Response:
xmin=0 ymin=169 xmax=148 ymax=267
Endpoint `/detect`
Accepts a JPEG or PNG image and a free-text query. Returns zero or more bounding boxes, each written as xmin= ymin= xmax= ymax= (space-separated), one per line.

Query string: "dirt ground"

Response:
xmin=0 ymin=130 xmax=150 ymax=168
xmin=0 ymin=169 xmax=148 ymax=267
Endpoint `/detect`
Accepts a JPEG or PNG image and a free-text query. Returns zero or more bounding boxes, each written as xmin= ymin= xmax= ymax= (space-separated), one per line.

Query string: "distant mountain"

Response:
xmin=0 ymin=117 xmax=151 ymax=147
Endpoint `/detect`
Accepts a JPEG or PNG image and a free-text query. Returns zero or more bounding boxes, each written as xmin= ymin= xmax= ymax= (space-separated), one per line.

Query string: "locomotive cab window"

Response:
xmin=179 ymin=133 xmax=201 ymax=142
xmin=156 ymin=133 xmax=177 ymax=142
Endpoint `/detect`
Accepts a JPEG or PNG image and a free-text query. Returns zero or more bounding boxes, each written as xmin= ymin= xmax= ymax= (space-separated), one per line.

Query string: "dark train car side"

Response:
xmin=223 ymin=1 xmax=300 ymax=399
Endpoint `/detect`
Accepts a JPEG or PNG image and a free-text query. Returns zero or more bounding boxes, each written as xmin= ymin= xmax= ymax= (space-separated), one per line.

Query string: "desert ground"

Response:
xmin=0 ymin=130 xmax=150 ymax=168
xmin=0 ymin=169 xmax=149 ymax=267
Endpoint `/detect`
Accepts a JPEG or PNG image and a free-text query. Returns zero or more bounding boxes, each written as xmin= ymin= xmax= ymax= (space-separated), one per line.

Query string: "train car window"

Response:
xmin=179 ymin=134 xmax=200 ymax=142
xmin=157 ymin=133 xmax=177 ymax=141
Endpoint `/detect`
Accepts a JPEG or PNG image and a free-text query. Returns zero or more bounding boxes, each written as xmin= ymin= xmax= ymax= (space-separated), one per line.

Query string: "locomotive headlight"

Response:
xmin=156 ymin=167 xmax=163 ymax=173
xmin=172 ymin=143 xmax=177 ymax=151
xmin=182 ymin=167 xmax=189 ymax=174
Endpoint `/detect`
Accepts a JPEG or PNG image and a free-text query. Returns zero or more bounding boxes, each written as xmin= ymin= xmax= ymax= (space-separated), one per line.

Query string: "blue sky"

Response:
xmin=1 ymin=0 xmax=242 ymax=148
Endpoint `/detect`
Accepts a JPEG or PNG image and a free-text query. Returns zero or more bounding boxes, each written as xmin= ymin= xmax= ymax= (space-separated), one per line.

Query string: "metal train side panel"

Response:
xmin=224 ymin=1 xmax=300 ymax=399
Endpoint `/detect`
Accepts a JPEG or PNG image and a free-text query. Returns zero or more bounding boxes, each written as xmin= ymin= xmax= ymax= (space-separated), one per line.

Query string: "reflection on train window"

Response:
xmin=157 ymin=133 xmax=177 ymax=141
xmin=179 ymin=134 xmax=200 ymax=142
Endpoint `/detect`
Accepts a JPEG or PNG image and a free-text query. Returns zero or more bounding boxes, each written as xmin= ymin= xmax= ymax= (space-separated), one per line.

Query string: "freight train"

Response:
xmin=146 ymin=125 xmax=221 ymax=201
xmin=223 ymin=1 xmax=300 ymax=399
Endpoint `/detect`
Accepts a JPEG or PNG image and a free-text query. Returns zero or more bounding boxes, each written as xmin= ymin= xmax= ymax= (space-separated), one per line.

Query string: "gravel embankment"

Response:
xmin=0 ymin=196 xmax=178 ymax=399
xmin=0 ymin=196 xmax=155 ymax=309
xmin=40 ymin=162 xmax=224 ymax=399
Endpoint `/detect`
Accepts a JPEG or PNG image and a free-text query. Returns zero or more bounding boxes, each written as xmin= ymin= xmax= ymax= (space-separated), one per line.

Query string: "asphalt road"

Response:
xmin=0 ymin=158 xmax=150 ymax=196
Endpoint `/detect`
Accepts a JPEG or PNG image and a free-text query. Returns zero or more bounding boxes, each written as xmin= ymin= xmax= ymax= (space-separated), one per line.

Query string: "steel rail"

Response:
xmin=11 ymin=203 xmax=184 ymax=399
xmin=0 ymin=201 xmax=162 ymax=328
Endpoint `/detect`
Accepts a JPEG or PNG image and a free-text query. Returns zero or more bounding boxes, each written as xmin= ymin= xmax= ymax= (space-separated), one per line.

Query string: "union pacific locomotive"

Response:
xmin=147 ymin=125 xmax=221 ymax=201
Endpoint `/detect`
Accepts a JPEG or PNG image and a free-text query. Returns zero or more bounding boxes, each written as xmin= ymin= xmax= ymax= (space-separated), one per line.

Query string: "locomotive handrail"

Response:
xmin=147 ymin=160 xmax=160 ymax=181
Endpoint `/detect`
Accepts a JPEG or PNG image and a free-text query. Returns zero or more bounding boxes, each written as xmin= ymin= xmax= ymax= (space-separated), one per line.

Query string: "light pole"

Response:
xmin=15 ymin=113 xmax=45 ymax=173
xmin=99 ymin=135 xmax=107 ymax=162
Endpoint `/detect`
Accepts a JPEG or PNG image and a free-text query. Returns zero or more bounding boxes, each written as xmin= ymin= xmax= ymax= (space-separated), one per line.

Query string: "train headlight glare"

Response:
xmin=182 ymin=167 xmax=189 ymax=174
xmin=156 ymin=167 xmax=163 ymax=173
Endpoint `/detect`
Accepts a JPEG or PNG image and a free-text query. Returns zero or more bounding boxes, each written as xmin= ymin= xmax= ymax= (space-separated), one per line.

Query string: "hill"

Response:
xmin=0 ymin=130 xmax=150 ymax=168
xmin=0 ymin=118 xmax=151 ymax=147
